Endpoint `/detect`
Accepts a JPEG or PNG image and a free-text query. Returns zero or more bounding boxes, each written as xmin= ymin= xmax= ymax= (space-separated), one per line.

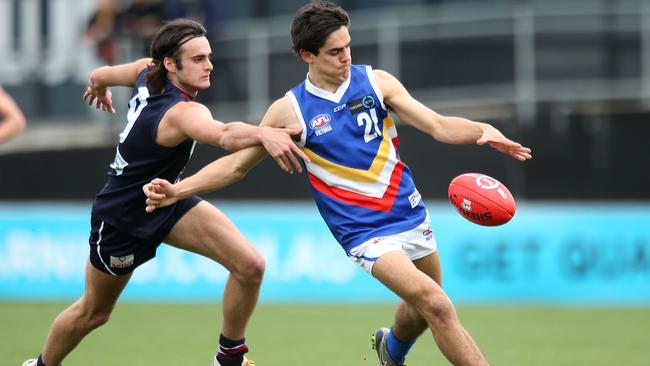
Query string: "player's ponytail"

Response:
xmin=145 ymin=19 xmax=207 ymax=94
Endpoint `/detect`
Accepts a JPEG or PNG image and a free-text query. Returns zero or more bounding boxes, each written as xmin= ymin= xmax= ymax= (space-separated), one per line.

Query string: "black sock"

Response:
xmin=37 ymin=354 xmax=46 ymax=366
xmin=216 ymin=334 xmax=248 ymax=366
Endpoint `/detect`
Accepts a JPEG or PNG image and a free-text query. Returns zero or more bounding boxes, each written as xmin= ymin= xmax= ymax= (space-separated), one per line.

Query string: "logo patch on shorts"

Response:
xmin=423 ymin=228 xmax=433 ymax=241
xmin=110 ymin=254 xmax=134 ymax=268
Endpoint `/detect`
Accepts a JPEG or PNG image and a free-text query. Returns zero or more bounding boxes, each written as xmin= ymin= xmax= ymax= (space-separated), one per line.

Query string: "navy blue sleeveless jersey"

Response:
xmin=92 ymin=69 xmax=198 ymax=239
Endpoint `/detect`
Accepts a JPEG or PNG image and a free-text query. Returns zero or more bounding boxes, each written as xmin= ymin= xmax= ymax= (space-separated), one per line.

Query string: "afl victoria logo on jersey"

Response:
xmin=309 ymin=113 xmax=333 ymax=137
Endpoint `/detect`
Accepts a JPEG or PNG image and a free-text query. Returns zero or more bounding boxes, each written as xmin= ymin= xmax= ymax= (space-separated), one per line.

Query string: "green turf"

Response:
xmin=2 ymin=301 xmax=649 ymax=365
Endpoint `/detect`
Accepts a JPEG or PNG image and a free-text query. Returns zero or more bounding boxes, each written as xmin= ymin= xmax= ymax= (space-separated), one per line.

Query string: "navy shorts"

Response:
xmin=88 ymin=196 xmax=201 ymax=276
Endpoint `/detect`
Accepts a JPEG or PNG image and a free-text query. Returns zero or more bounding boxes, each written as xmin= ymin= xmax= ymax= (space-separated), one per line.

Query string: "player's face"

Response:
xmin=174 ymin=37 xmax=213 ymax=95
xmin=311 ymin=26 xmax=352 ymax=84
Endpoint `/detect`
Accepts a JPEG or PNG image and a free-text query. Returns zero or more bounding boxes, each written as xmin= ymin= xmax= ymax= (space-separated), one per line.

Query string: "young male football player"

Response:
xmin=22 ymin=18 xmax=307 ymax=366
xmin=143 ymin=3 xmax=532 ymax=366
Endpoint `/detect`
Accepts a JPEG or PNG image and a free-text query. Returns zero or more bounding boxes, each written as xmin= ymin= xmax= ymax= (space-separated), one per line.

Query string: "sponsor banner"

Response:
xmin=0 ymin=202 xmax=649 ymax=305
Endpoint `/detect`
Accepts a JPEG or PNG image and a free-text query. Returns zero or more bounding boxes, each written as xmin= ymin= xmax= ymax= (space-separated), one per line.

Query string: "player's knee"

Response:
xmin=233 ymin=253 xmax=265 ymax=286
xmin=76 ymin=303 xmax=114 ymax=331
xmin=88 ymin=309 xmax=112 ymax=329
xmin=417 ymin=291 xmax=456 ymax=326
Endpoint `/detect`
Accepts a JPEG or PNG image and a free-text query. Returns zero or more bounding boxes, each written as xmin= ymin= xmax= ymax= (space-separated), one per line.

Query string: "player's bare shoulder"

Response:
xmin=371 ymin=68 xmax=406 ymax=98
xmin=164 ymin=100 xmax=211 ymax=126
xmin=261 ymin=96 xmax=301 ymax=129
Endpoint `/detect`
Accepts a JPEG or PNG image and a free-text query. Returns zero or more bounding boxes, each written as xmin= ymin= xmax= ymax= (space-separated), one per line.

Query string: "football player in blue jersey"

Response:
xmin=22 ymin=19 xmax=308 ymax=366
xmin=143 ymin=3 xmax=532 ymax=366
xmin=0 ymin=85 xmax=27 ymax=144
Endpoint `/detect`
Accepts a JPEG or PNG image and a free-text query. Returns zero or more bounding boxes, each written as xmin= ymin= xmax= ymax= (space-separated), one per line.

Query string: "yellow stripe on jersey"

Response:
xmin=302 ymin=114 xmax=396 ymax=183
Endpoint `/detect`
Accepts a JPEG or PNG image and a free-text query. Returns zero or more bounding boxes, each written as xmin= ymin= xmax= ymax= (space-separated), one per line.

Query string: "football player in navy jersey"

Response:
xmin=143 ymin=4 xmax=532 ymax=366
xmin=22 ymin=19 xmax=308 ymax=366
xmin=0 ymin=85 xmax=27 ymax=144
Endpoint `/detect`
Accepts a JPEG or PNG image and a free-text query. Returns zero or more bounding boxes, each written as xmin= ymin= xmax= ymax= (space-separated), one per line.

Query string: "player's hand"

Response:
xmin=477 ymin=125 xmax=532 ymax=161
xmin=142 ymin=178 xmax=178 ymax=213
xmin=260 ymin=126 xmax=310 ymax=174
xmin=83 ymin=86 xmax=116 ymax=114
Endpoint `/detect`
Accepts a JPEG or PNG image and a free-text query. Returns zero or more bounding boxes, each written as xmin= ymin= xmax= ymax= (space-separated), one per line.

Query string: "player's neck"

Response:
xmin=168 ymin=76 xmax=198 ymax=98
xmin=307 ymin=72 xmax=343 ymax=94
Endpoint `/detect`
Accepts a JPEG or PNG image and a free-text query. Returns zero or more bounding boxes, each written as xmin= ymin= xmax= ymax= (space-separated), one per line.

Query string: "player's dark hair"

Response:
xmin=291 ymin=1 xmax=350 ymax=56
xmin=145 ymin=18 xmax=207 ymax=93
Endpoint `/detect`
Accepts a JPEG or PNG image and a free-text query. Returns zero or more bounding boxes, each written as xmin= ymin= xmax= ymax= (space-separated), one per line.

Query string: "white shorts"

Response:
xmin=347 ymin=212 xmax=437 ymax=274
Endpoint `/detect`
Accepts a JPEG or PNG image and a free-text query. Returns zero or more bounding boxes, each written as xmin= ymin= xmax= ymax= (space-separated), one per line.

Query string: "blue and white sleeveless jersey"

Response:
xmin=287 ymin=65 xmax=427 ymax=252
xmin=92 ymin=69 xmax=197 ymax=238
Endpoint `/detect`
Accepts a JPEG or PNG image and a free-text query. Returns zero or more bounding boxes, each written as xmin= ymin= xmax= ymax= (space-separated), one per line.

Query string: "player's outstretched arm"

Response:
xmin=143 ymin=146 xmax=267 ymax=212
xmin=82 ymin=58 xmax=152 ymax=113
xmin=144 ymin=96 xmax=309 ymax=213
xmin=374 ymin=69 xmax=532 ymax=161
xmin=0 ymin=86 xmax=27 ymax=144
xmin=159 ymin=96 xmax=309 ymax=174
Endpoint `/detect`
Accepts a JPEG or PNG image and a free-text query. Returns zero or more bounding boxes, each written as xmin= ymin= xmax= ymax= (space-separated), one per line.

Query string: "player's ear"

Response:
xmin=299 ymin=49 xmax=314 ymax=64
xmin=163 ymin=57 xmax=177 ymax=73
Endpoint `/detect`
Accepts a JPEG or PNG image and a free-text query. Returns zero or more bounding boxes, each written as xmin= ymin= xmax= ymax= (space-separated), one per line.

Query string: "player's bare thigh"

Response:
xmin=163 ymin=201 xmax=262 ymax=272
xmin=82 ymin=259 xmax=132 ymax=312
xmin=413 ymin=251 xmax=442 ymax=286
xmin=372 ymin=251 xmax=444 ymax=304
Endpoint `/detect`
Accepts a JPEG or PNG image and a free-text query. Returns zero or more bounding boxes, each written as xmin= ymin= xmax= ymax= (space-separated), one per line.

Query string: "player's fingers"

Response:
xmin=147 ymin=191 xmax=166 ymax=199
xmin=145 ymin=197 xmax=163 ymax=206
xmin=286 ymin=150 xmax=302 ymax=173
xmin=511 ymin=151 xmax=529 ymax=161
xmin=275 ymin=156 xmax=291 ymax=173
xmin=282 ymin=155 xmax=294 ymax=174
xmin=293 ymin=145 xmax=310 ymax=163
xmin=103 ymin=100 xmax=115 ymax=113
xmin=143 ymin=183 xmax=165 ymax=199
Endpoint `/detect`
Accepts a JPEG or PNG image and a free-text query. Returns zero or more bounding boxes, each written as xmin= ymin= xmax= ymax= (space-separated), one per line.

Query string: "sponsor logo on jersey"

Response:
xmin=362 ymin=95 xmax=376 ymax=108
xmin=348 ymin=95 xmax=376 ymax=114
xmin=309 ymin=114 xmax=333 ymax=136
xmin=333 ymin=103 xmax=346 ymax=112
xmin=110 ymin=254 xmax=134 ymax=268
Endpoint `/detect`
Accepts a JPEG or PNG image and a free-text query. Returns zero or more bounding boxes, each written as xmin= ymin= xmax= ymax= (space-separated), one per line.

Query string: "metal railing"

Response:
xmin=1 ymin=0 xmax=649 ymax=127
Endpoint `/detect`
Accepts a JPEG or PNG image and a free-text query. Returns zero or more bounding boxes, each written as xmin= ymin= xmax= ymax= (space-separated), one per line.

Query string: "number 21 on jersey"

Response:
xmin=357 ymin=108 xmax=381 ymax=143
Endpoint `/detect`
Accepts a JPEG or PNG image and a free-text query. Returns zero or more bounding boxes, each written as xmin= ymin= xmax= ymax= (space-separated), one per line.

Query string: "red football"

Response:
xmin=448 ymin=173 xmax=516 ymax=226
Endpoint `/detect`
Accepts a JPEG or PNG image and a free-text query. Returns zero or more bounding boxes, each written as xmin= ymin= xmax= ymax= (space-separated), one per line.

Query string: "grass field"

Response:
xmin=2 ymin=302 xmax=649 ymax=366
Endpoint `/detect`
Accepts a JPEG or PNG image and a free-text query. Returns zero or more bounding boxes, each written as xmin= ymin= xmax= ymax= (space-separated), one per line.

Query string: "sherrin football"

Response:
xmin=448 ymin=173 xmax=516 ymax=226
